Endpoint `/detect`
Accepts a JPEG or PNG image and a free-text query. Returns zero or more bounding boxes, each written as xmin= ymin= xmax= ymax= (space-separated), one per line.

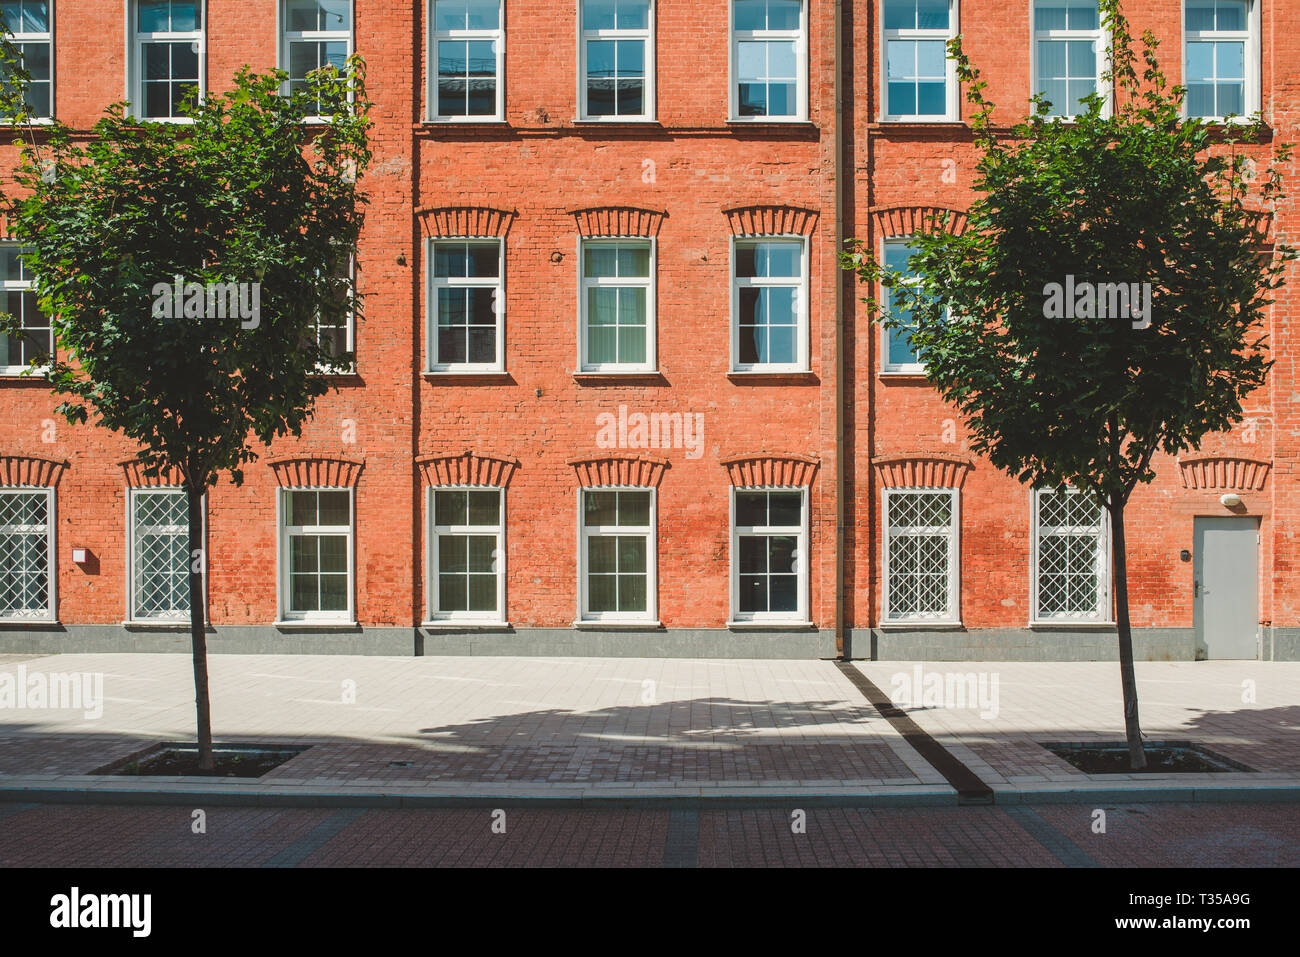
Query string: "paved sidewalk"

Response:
xmin=855 ymin=660 xmax=1300 ymax=800
xmin=0 ymin=653 xmax=947 ymax=800
xmin=0 ymin=654 xmax=1296 ymax=805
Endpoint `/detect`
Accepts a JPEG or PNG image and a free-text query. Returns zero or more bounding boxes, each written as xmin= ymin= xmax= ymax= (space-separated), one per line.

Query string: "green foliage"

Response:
xmin=841 ymin=0 xmax=1294 ymax=507
xmin=0 ymin=40 xmax=372 ymax=491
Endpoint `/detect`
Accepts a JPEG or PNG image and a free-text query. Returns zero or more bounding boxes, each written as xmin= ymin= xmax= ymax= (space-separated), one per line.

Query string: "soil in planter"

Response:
xmin=114 ymin=745 xmax=306 ymax=778
xmin=1044 ymin=742 xmax=1249 ymax=774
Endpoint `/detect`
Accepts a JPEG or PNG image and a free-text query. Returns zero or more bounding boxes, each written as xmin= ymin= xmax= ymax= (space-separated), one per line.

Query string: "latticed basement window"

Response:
xmin=129 ymin=488 xmax=192 ymax=621
xmin=883 ymin=488 xmax=958 ymax=622
xmin=1032 ymin=488 xmax=1110 ymax=622
xmin=0 ymin=488 xmax=53 ymax=620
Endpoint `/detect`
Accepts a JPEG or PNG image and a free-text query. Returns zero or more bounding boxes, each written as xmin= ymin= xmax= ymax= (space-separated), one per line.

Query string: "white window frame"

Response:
xmin=127 ymin=0 xmax=206 ymax=123
xmin=1030 ymin=486 xmax=1113 ymax=625
xmin=428 ymin=0 xmax=505 ymax=121
xmin=577 ymin=486 xmax=657 ymax=624
xmin=1182 ymin=0 xmax=1259 ymax=122
xmin=730 ymin=235 xmax=809 ymax=373
xmin=577 ymin=0 xmax=655 ymax=121
xmin=729 ymin=485 xmax=809 ymax=625
xmin=578 ymin=237 xmax=656 ymax=373
xmin=0 ymin=486 xmax=55 ymax=622
xmin=0 ymin=241 xmax=52 ymax=376
xmin=880 ymin=236 xmax=934 ymax=375
xmin=1029 ymin=0 xmax=1110 ymax=120
xmin=312 ymin=251 xmax=356 ymax=374
xmin=425 ymin=484 xmax=507 ymax=624
xmin=880 ymin=0 xmax=959 ymax=122
xmin=278 ymin=0 xmax=355 ymax=122
xmin=2 ymin=0 xmax=54 ymax=122
xmin=729 ymin=0 xmax=808 ymax=122
xmin=881 ymin=486 xmax=960 ymax=625
xmin=126 ymin=486 xmax=203 ymax=624
xmin=276 ymin=486 xmax=355 ymax=624
xmin=426 ymin=237 xmax=505 ymax=373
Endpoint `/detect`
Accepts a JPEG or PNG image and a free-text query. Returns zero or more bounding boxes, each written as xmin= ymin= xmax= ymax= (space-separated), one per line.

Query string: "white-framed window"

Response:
xmin=278 ymin=487 xmax=354 ymax=622
xmin=129 ymin=0 xmax=204 ymax=121
xmin=881 ymin=237 xmax=944 ymax=374
xmin=128 ymin=487 xmax=197 ymax=622
xmin=579 ymin=238 xmax=654 ymax=372
xmin=427 ymin=486 xmax=505 ymax=622
xmin=0 ymin=243 xmax=51 ymax=375
xmin=0 ymin=1 xmax=53 ymax=119
xmin=731 ymin=0 xmax=807 ymax=120
xmin=429 ymin=0 xmax=503 ymax=120
xmin=579 ymin=487 xmax=656 ymax=623
xmin=1031 ymin=487 xmax=1112 ymax=623
xmin=881 ymin=0 xmax=958 ymax=121
xmin=579 ymin=0 xmax=653 ymax=120
xmin=0 ymin=487 xmax=54 ymax=621
xmin=1031 ymin=0 xmax=1107 ymax=119
xmin=731 ymin=237 xmax=807 ymax=372
xmin=310 ymin=251 xmax=355 ymax=372
xmin=427 ymin=238 xmax=504 ymax=372
xmin=281 ymin=0 xmax=353 ymax=118
xmin=731 ymin=486 xmax=808 ymax=623
xmin=1184 ymin=0 xmax=1258 ymax=120
xmin=882 ymin=487 xmax=959 ymax=624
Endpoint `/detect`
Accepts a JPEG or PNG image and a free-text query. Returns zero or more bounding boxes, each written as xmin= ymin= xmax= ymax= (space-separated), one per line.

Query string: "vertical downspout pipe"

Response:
xmin=833 ymin=0 xmax=847 ymax=659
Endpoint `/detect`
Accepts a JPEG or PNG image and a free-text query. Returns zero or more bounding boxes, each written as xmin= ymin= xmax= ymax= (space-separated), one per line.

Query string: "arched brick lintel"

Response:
xmin=0 ymin=455 xmax=68 ymax=487
xmin=724 ymin=205 xmax=819 ymax=237
xmin=417 ymin=206 xmax=517 ymax=239
xmin=418 ymin=452 xmax=519 ymax=488
xmin=722 ymin=453 xmax=820 ymax=488
xmin=872 ymin=453 xmax=974 ymax=489
xmin=569 ymin=206 xmax=667 ymax=238
xmin=1178 ymin=456 xmax=1271 ymax=491
xmin=269 ymin=457 xmax=365 ymax=488
xmin=568 ymin=455 xmax=669 ymax=488
xmin=869 ymin=204 xmax=968 ymax=238
xmin=118 ymin=459 xmax=186 ymax=488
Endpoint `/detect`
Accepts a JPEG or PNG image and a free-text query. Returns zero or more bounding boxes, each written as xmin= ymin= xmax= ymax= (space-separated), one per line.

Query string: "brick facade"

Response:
xmin=0 ymin=0 xmax=1296 ymax=660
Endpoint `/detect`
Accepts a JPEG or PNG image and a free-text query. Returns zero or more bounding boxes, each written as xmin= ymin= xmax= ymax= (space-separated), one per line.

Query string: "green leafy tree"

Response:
xmin=0 ymin=36 xmax=372 ymax=771
xmin=841 ymin=0 xmax=1293 ymax=769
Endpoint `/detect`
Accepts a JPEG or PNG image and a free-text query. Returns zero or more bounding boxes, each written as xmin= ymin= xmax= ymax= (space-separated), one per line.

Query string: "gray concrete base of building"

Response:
xmin=1 ymin=624 xmax=1295 ymax=660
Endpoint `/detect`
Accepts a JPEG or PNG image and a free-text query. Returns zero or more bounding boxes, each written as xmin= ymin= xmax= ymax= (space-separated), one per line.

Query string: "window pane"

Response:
xmin=320 ymin=573 xmax=348 ymax=610
xmin=734 ymin=0 xmax=765 ymax=31
xmin=768 ymin=0 xmax=801 ymax=31
xmin=619 ymin=491 xmax=651 ymax=526
xmin=138 ymin=0 xmax=169 ymax=32
xmin=588 ymin=536 xmax=617 ymax=573
xmin=739 ymin=536 xmax=766 ymax=573
xmin=618 ymin=573 xmax=646 ymax=612
xmin=1185 ymin=0 xmax=1216 ymax=31
xmin=769 ymin=492 xmax=801 ymax=526
xmin=468 ymin=490 xmax=500 ymax=526
xmin=769 ymin=574 xmax=797 ymax=611
xmin=289 ymin=491 xmax=317 ymax=526
xmin=617 ymin=244 xmax=650 ymax=276
xmin=467 ymin=535 xmax=495 ymax=572
xmin=588 ymin=573 xmax=617 ymax=611
xmin=583 ymin=245 xmax=618 ymax=277
xmin=318 ymin=491 xmax=350 ymax=526
xmin=584 ymin=490 xmax=618 ymax=526
xmin=436 ymin=489 xmax=468 ymax=525
xmin=584 ymin=0 xmax=616 ymax=30
xmin=291 ymin=536 xmax=318 ymax=573
xmin=883 ymin=0 xmax=915 ymax=30
xmin=440 ymin=573 xmax=468 ymax=610
xmin=465 ymin=0 xmax=499 ymax=30
xmin=617 ymin=0 xmax=650 ymax=30
xmin=318 ymin=535 xmax=347 ymax=573
xmin=735 ymin=491 xmax=766 ymax=527
xmin=468 ymin=573 xmax=497 ymax=611
xmin=916 ymin=0 xmax=949 ymax=30
xmin=439 ymin=535 xmax=467 ymax=573
xmin=618 ymin=535 xmax=646 ymax=573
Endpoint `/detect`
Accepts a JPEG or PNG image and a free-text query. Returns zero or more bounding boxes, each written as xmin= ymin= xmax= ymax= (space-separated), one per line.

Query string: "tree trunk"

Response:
xmin=1109 ymin=497 xmax=1146 ymax=771
xmin=186 ymin=481 xmax=215 ymax=773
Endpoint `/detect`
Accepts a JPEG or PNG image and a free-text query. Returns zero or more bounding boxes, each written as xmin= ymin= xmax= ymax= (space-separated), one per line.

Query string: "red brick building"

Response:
xmin=0 ymin=0 xmax=1295 ymax=661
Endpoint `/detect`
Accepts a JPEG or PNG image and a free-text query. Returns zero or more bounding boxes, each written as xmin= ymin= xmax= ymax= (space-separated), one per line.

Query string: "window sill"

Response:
xmin=572 ymin=370 xmax=664 ymax=383
xmin=274 ymin=619 xmax=360 ymax=630
xmin=416 ymin=119 xmax=508 ymax=129
xmin=726 ymin=620 xmax=814 ymax=631
xmin=573 ymin=117 xmax=660 ymax=125
xmin=1028 ymin=620 xmax=1116 ymax=630
xmin=727 ymin=369 xmax=815 ymax=380
xmin=0 ymin=617 xmax=59 ymax=628
xmin=423 ymin=369 xmax=510 ymax=378
xmin=873 ymin=118 xmax=964 ymax=127
xmin=572 ymin=619 xmax=663 ymax=630
xmin=421 ymin=620 xmax=512 ymax=631
xmin=123 ymin=620 xmax=199 ymax=631
xmin=726 ymin=118 xmax=814 ymax=126
xmin=878 ymin=620 xmax=964 ymax=632
xmin=879 ymin=369 xmax=929 ymax=380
